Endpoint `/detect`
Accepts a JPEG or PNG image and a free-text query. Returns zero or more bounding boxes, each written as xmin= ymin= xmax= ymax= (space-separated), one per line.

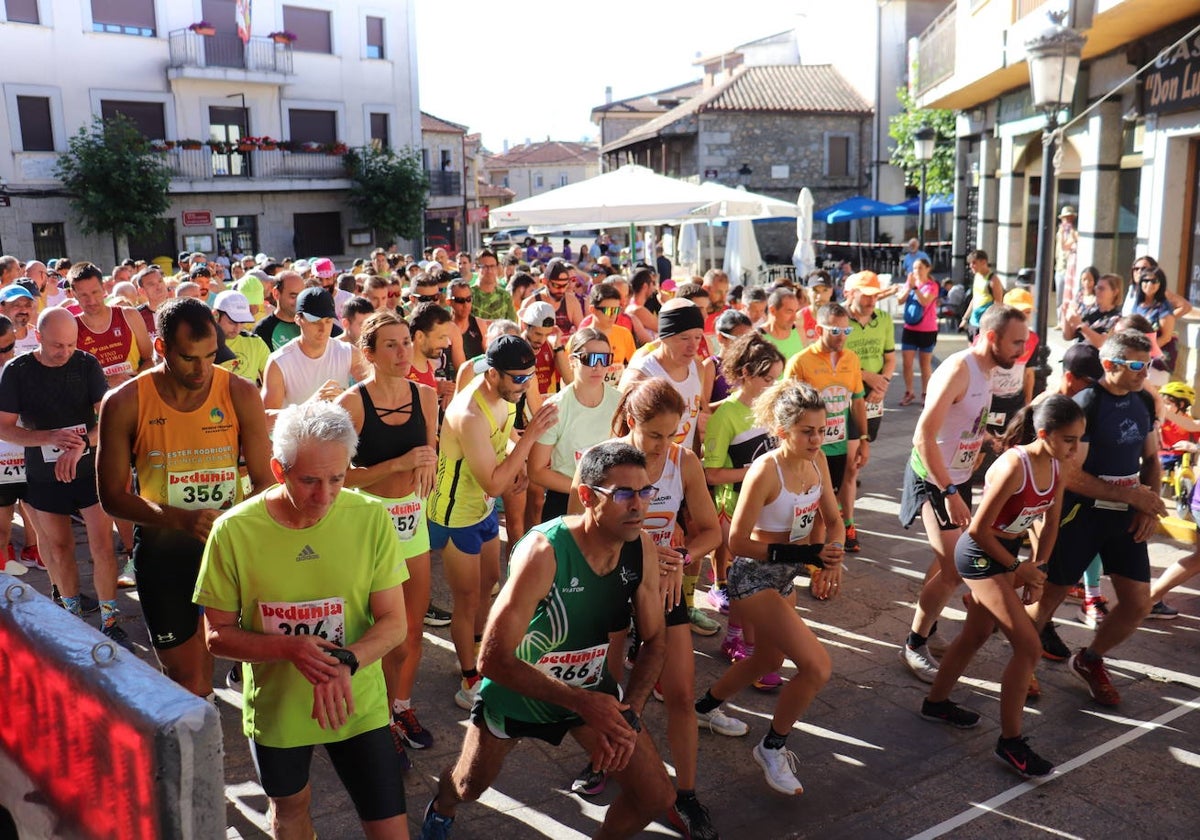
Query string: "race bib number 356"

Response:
xmin=260 ymin=597 xmax=346 ymax=646
xmin=168 ymin=467 xmax=238 ymax=510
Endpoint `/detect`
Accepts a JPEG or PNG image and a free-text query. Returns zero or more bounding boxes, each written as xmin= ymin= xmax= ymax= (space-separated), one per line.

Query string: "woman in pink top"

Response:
xmin=899 ymin=257 xmax=940 ymax=406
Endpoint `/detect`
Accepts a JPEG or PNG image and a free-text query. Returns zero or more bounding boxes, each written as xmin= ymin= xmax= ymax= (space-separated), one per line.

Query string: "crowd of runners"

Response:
xmin=0 ymin=243 xmax=1195 ymax=840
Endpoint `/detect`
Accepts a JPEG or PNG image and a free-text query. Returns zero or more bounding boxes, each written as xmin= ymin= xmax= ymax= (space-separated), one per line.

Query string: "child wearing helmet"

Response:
xmin=1160 ymin=381 xmax=1200 ymax=473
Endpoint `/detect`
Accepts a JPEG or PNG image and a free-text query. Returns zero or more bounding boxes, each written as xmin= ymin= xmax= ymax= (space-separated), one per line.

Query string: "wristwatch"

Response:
xmin=329 ymin=647 xmax=359 ymax=675
xmin=943 ymin=484 xmax=959 ymax=496
xmin=620 ymin=708 xmax=642 ymax=732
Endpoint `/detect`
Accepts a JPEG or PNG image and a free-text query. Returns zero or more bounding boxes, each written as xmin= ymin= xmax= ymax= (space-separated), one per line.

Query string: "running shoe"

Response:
xmin=387 ymin=724 xmax=413 ymax=772
xmin=844 ymin=524 xmax=860 ymax=553
xmin=652 ymin=682 xmax=664 ymax=702
xmin=20 ymin=545 xmax=44 ymax=570
xmin=900 ymin=644 xmax=939 ymax=683
xmin=696 ymin=705 xmax=748 ymax=737
xmin=1076 ymin=596 xmax=1109 ymax=629
xmin=919 ymin=698 xmax=981 ymax=729
xmin=420 ymin=801 xmax=454 ymax=840
xmin=705 ymin=584 xmax=730 ymax=615
xmin=453 ymin=677 xmax=480 ymax=711
xmin=687 ymin=606 xmax=721 ymax=637
xmin=994 ymin=735 xmax=1055 ymax=778
xmin=669 ymin=794 xmax=719 ymax=840
xmin=52 ymin=586 xmax=100 ymax=614
xmin=752 ymin=742 xmax=804 ymax=795
xmin=1148 ymin=600 xmax=1179 ymax=620
xmin=392 ymin=707 xmax=434 ymax=750
xmin=100 ymin=621 xmax=135 ymax=651
xmin=1040 ymin=623 xmax=1070 ymax=662
xmin=569 ymin=764 xmax=607 ymax=797
xmin=226 ymin=665 xmax=243 ymax=692
xmin=3 ymin=548 xmax=28 ymax=576
xmin=1026 ymin=673 xmax=1041 ymax=701
xmin=117 ymin=556 xmax=137 ymax=588
xmin=424 ymin=604 xmax=452 ymax=627
xmin=1064 ymin=585 xmax=1086 ymax=604
xmin=753 ymin=672 xmax=783 ymax=692
xmin=1068 ymin=649 xmax=1120 ymax=706
xmin=720 ymin=634 xmax=747 ymax=662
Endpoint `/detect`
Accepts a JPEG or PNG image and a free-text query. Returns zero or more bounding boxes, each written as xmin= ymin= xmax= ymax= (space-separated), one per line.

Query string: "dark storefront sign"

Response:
xmin=1142 ymin=20 xmax=1200 ymax=116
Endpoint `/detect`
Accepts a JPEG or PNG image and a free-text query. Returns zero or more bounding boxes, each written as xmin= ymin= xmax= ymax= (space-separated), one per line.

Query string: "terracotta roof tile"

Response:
xmin=591 ymin=79 xmax=704 ymax=116
xmin=487 ymin=140 xmax=598 ymax=167
xmin=421 ymin=111 xmax=467 ymax=134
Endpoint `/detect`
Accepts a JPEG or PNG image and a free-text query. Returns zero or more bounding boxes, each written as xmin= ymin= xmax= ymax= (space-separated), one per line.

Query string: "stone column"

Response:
xmin=977 ymin=132 xmax=1000 ymax=261
xmin=1073 ymin=100 xmax=1122 ymax=274
xmin=994 ymin=132 xmax=1028 ymax=288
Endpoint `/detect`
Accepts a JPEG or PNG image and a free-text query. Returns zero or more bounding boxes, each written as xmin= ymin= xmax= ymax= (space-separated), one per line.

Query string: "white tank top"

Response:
xmin=933 ymin=351 xmax=992 ymax=485
xmin=270 ymin=337 xmax=353 ymax=407
xmin=633 ymin=354 xmax=702 ymax=450
xmin=755 ymin=453 xmax=823 ymax=542
xmin=643 ymin=444 xmax=684 ymax=547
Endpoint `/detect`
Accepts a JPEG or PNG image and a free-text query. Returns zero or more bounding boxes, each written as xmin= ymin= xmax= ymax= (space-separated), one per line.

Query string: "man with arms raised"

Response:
xmin=98 ymin=298 xmax=272 ymax=695
xmin=421 ymin=442 xmax=673 ymax=840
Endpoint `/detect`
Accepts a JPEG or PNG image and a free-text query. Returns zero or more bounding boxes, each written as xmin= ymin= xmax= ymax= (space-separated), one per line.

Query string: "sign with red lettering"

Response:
xmin=182 ymin=210 xmax=213 ymax=227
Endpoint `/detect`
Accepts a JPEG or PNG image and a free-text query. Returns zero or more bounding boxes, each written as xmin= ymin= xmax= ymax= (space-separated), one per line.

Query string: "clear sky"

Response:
xmin=414 ymin=0 xmax=807 ymax=152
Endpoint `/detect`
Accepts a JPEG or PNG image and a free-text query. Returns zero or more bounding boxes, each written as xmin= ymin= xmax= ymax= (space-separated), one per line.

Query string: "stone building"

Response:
xmin=481 ymin=141 xmax=599 ymax=203
xmin=602 ymin=63 xmax=873 ymax=266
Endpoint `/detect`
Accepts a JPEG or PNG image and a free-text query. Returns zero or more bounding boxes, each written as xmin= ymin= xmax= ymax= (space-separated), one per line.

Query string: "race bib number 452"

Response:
xmin=260 ymin=597 xmax=346 ymax=646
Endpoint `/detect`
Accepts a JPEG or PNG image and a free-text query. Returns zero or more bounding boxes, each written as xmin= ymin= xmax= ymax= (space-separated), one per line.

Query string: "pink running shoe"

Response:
xmin=753 ymin=672 xmax=783 ymax=692
xmin=720 ymin=635 xmax=747 ymax=662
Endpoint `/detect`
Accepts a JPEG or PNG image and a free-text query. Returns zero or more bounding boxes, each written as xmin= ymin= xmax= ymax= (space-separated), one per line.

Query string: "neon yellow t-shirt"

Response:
xmin=194 ymin=490 xmax=409 ymax=748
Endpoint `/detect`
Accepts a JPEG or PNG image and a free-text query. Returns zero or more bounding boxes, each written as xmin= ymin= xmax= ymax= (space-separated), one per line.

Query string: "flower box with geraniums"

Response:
xmin=268 ymin=31 xmax=296 ymax=45
xmin=207 ymin=140 xmax=233 ymax=155
xmin=324 ymin=142 xmax=349 ymax=156
xmin=189 ymin=21 xmax=215 ymax=36
xmin=178 ymin=139 xmax=204 ymax=151
xmin=297 ymin=141 xmax=324 ymax=154
xmin=149 ymin=139 xmax=175 ymax=153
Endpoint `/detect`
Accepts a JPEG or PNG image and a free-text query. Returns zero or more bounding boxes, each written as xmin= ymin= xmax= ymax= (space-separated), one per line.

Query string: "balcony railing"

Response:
xmin=1015 ymin=0 xmax=1050 ymax=19
xmin=916 ymin=2 xmax=957 ymax=96
xmin=167 ymin=29 xmax=293 ymax=75
xmin=426 ymin=169 xmax=463 ymax=196
xmin=164 ymin=147 xmax=346 ymax=181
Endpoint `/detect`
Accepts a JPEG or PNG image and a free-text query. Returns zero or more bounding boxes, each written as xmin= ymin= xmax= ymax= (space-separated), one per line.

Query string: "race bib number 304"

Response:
xmin=260 ymin=597 xmax=346 ymax=646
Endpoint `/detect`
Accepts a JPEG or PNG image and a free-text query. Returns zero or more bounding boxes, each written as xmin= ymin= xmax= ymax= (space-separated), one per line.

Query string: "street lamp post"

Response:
xmin=913 ymin=125 xmax=937 ymax=253
xmin=1025 ymin=10 xmax=1086 ymax=376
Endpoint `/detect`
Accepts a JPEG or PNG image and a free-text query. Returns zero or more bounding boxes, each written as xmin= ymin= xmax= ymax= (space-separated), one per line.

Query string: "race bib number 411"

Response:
xmin=260 ymin=597 xmax=346 ymax=646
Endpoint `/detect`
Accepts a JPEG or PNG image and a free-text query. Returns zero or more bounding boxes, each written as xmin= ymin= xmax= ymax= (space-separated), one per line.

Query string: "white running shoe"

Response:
xmin=900 ymin=644 xmax=939 ymax=684
xmin=696 ymin=706 xmax=749 ymax=737
xmin=454 ymin=679 xmax=479 ymax=711
xmin=752 ymin=742 xmax=804 ymax=795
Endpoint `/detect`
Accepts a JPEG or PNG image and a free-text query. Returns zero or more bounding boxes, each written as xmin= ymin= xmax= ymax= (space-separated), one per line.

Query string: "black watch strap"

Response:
xmin=330 ymin=647 xmax=359 ymax=675
xmin=620 ymin=708 xmax=641 ymax=732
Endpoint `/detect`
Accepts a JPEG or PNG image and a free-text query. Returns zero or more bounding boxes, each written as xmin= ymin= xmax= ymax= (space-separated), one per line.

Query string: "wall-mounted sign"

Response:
xmin=704 ymin=169 xmax=719 ymax=179
xmin=182 ymin=210 xmax=213 ymax=227
xmin=1143 ymin=33 xmax=1200 ymax=117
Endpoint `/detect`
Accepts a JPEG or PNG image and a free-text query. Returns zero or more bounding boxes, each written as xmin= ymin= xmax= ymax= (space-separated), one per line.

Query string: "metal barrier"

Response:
xmin=0 ymin=574 xmax=223 ymax=840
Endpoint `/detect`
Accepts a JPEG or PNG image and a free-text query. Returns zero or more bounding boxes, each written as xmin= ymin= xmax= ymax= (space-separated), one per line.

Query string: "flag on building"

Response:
xmin=236 ymin=0 xmax=252 ymax=44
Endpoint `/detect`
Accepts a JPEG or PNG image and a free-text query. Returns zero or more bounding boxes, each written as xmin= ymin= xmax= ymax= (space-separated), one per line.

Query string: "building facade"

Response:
xmin=481 ymin=141 xmax=599 ymax=204
xmin=0 ymin=0 xmax=420 ymax=267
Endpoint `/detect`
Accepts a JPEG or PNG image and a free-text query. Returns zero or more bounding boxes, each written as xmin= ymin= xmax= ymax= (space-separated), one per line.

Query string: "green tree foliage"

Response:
xmin=344 ymin=146 xmax=428 ymax=244
xmin=54 ymin=115 xmax=173 ymax=259
xmin=888 ymin=87 xmax=956 ymax=197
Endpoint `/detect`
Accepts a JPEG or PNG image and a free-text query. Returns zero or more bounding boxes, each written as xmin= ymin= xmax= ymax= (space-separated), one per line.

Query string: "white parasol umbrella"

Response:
xmin=696 ymin=182 xmax=798 ymax=221
xmin=723 ymin=218 xmax=764 ymax=286
xmin=792 ymin=188 xmax=816 ymax=277
xmin=678 ymin=223 xmax=700 ymax=275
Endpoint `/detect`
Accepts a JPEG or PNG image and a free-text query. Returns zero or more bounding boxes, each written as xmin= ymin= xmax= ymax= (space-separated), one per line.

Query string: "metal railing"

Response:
xmin=425 ymin=169 xmax=462 ymax=196
xmin=916 ymin=2 xmax=957 ymax=96
xmin=167 ymin=29 xmax=294 ymax=75
xmin=1014 ymin=0 xmax=1050 ymax=19
xmin=164 ymin=147 xmax=346 ymax=181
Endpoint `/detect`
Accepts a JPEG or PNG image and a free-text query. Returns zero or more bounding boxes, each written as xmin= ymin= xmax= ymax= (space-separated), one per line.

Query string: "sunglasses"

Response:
xmin=549 ymin=282 xmax=569 ymax=290
xmin=0 ymin=341 xmax=14 ymax=354
xmin=387 ymin=291 xmax=401 ymax=299
xmin=411 ymin=293 xmax=440 ymax=303
xmin=573 ymin=351 xmax=613 ymax=367
xmin=587 ymin=484 xmax=658 ymax=502
xmin=597 ymin=306 xmax=621 ymax=317
xmin=820 ymin=325 xmax=853 ymax=336
xmin=1139 ymin=277 xmax=1159 ymax=284
xmin=451 ymin=296 xmax=473 ymax=304
xmin=503 ymin=371 xmax=534 ymax=384
xmin=1109 ymin=358 xmax=1148 ymax=371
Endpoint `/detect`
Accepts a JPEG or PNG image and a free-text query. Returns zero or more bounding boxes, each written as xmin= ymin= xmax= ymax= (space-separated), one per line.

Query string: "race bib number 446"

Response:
xmin=260 ymin=597 xmax=346 ymax=646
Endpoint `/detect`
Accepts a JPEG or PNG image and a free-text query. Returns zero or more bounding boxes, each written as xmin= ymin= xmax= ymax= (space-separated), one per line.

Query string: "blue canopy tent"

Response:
xmin=814 ymin=196 xmax=909 ymax=224
xmin=897 ymin=195 xmax=954 ymax=214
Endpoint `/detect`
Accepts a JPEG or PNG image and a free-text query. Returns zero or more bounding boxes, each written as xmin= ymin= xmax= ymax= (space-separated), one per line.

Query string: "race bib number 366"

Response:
xmin=260 ymin=597 xmax=346 ymax=646
xmin=534 ymin=642 xmax=607 ymax=688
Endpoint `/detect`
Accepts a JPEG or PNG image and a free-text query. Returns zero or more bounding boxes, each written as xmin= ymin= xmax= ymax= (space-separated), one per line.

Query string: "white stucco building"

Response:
xmin=0 ymin=0 xmax=420 ymax=267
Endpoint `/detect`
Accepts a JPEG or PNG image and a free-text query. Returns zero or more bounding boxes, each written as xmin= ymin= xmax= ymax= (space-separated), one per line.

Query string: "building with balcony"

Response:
xmin=912 ymin=0 xmax=1200 ymax=305
xmin=420 ymin=111 xmax=469 ymax=254
xmin=0 ymin=0 xmax=420 ymax=267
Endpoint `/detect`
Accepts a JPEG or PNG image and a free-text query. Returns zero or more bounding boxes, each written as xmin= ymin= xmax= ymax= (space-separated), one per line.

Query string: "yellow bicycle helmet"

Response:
xmin=1161 ymin=381 xmax=1195 ymax=406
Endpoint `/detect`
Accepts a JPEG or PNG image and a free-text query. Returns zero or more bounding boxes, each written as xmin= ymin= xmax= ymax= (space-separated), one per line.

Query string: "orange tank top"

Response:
xmin=77 ymin=309 xmax=140 ymax=379
xmin=133 ymin=367 xmax=243 ymax=511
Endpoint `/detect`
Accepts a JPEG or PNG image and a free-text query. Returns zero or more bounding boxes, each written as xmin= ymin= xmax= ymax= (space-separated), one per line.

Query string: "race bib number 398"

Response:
xmin=260 ymin=597 xmax=346 ymax=646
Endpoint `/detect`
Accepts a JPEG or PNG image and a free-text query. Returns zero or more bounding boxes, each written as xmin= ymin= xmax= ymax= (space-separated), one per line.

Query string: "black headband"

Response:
xmin=658 ymin=305 xmax=705 ymax=338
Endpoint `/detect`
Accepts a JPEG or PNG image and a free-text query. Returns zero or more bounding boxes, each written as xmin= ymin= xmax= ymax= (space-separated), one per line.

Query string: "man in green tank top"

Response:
xmin=422 ymin=442 xmax=675 ymax=840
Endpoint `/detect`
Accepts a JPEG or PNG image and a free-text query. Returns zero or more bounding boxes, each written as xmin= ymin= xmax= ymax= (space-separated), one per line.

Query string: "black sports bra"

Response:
xmin=352 ymin=380 xmax=427 ymax=467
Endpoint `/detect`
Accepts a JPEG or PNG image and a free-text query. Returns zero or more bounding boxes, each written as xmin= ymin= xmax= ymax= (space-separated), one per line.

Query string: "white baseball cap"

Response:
xmin=212 ymin=290 xmax=255 ymax=323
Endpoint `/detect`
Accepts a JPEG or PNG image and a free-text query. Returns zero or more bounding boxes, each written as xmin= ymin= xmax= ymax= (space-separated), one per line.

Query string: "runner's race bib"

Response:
xmin=790 ymin=495 xmax=821 ymax=543
xmin=387 ymin=497 xmax=424 ymax=542
xmin=534 ymin=642 xmax=607 ymax=688
xmin=999 ymin=501 xmax=1052 ymax=535
xmin=39 ymin=424 xmax=88 ymax=464
xmin=102 ymin=361 xmax=135 ymax=378
xmin=1094 ymin=473 xmax=1139 ymax=511
xmin=866 ymin=401 xmax=884 ymax=420
xmin=0 ymin=452 xmax=24 ymax=485
xmin=950 ymin=433 xmax=984 ymax=474
xmin=823 ymin=413 xmax=846 ymax=445
xmin=260 ymin=597 xmax=346 ymax=646
xmin=167 ymin=467 xmax=238 ymax=510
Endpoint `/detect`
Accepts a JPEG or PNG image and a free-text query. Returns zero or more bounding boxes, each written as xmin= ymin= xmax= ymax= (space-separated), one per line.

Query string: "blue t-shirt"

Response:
xmin=1071 ymin=383 xmax=1154 ymax=507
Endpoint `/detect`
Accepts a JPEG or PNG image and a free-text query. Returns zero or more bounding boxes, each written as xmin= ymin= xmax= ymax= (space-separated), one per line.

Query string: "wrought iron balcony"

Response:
xmin=167 ymin=30 xmax=293 ymax=78
xmin=426 ymin=169 xmax=463 ymax=197
xmin=916 ymin=2 xmax=956 ymax=97
xmin=164 ymin=147 xmax=346 ymax=181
